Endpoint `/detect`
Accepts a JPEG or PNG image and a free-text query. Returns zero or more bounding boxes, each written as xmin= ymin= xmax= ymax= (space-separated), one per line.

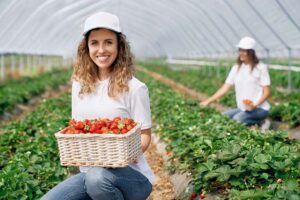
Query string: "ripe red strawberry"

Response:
xmin=124 ymin=118 xmax=133 ymax=125
xmin=69 ymin=119 xmax=76 ymax=126
xmin=101 ymin=127 xmax=109 ymax=133
xmin=113 ymin=117 xmax=121 ymax=123
xmin=90 ymin=124 xmax=99 ymax=133
xmin=74 ymin=121 xmax=84 ymax=130
xmin=191 ymin=192 xmax=197 ymax=199
xmin=200 ymin=194 xmax=205 ymax=199
xmin=61 ymin=126 xmax=70 ymax=134
xmin=112 ymin=128 xmax=119 ymax=134
xmin=110 ymin=122 xmax=118 ymax=130
xmin=121 ymin=128 xmax=128 ymax=134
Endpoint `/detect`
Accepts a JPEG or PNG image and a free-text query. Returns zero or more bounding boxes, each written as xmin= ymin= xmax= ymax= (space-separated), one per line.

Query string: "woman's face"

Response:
xmin=88 ymin=29 xmax=118 ymax=70
xmin=238 ymin=48 xmax=249 ymax=63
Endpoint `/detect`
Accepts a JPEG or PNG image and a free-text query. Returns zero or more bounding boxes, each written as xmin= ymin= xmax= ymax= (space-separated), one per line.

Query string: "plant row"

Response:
xmin=137 ymin=70 xmax=300 ymax=199
xmin=0 ymin=68 xmax=72 ymax=115
xmin=0 ymin=93 xmax=73 ymax=199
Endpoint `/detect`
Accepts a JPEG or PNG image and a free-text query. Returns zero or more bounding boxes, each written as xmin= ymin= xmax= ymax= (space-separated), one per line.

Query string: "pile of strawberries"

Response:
xmin=242 ymin=99 xmax=253 ymax=106
xmin=61 ymin=117 xmax=137 ymax=134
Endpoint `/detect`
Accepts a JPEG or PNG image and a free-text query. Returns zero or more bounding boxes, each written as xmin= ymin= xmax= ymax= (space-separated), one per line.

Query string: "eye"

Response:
xmin=90 ymin=41 xmax=98 ymax=45
xmin=106 ymin=40 xmax=113 ymax=45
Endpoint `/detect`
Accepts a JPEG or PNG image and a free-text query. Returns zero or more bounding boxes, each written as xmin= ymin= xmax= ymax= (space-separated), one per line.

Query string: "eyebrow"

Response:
xmin=89 ymin=38 xmax=114 ymax=42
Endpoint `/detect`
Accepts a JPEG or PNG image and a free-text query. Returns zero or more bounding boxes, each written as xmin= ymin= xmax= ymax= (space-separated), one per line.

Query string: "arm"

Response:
xmin=253 ymin=85 xmax=270 ymax=108
xmin=201 ymin=83 xmax=232 ymax=106
xmin=141 ymin=128 xmax=151 ymax=152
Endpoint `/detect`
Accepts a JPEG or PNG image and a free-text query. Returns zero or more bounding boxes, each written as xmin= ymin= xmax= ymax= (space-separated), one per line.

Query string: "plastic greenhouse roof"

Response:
xmin=0 ymin=0 xmax=300 ymax=58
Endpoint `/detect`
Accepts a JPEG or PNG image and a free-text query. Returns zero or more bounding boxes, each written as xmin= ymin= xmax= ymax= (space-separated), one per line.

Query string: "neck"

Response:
xmin=99 ymin=69 xmax=110 ymax=81
xmin=243 ymin=60 xmax=250 ymax=65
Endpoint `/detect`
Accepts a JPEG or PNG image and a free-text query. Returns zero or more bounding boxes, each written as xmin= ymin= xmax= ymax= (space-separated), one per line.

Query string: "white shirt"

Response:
xmin=225 ymin=63 xmax=271 ymax=111
xmin=72 ymin=77 xmax=155 ymax=184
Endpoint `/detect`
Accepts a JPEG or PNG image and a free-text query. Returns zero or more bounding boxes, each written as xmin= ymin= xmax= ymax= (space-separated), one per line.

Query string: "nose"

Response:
xmin=97 ymin=43 xmax=105 ymax=53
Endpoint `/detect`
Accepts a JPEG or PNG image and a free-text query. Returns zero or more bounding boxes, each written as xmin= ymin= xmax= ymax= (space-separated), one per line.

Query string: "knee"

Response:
xmin=232 ymin=113 xmax=244 ymax=123
xmin=85 ymin=167 xmax=113 ymax=192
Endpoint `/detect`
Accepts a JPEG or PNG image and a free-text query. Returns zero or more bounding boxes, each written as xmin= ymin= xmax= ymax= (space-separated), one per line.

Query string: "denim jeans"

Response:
xmin=223 ymin=108 xmax=268 ymax=126
xmin=41 ymin=166 xmax=152 ymax=200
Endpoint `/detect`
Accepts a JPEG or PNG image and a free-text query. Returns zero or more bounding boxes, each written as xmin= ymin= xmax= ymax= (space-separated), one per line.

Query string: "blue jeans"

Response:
xmin=41 ymin=167 xmax=152 ymax=200
xmin=223 ymin=108 xmax=268 ymax=126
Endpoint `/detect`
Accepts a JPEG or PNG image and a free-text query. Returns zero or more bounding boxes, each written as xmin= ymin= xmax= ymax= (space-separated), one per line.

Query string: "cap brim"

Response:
xmin=83 ymin=26 xmax=121 ymax=36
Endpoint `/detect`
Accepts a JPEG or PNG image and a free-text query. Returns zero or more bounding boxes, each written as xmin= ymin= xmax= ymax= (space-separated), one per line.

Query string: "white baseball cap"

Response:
xmin=236 ymin=36 xmax=256 ymax=50
xmin=83 ymin=12 xmax=121 ymax=36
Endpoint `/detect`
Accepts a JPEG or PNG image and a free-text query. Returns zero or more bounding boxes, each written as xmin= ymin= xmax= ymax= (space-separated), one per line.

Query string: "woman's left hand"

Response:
xmin=246 ymin=104 xmax=257 ymax=111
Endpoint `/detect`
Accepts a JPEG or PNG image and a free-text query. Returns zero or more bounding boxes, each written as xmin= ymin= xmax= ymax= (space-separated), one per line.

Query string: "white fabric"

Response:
xmin=83 ymin=12 xmax=121 ymax=35
xmin=71 ymin=77 xmax=155 ymax=184
xmin=236 ymin=36 xmax=256 ymax=49
xmin=225 ymin=62 xmax=271 ymax=111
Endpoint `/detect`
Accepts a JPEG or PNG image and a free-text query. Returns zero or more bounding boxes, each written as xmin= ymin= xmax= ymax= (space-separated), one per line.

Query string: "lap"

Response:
xmin=41 ymin=173 xmax=92 ymax=200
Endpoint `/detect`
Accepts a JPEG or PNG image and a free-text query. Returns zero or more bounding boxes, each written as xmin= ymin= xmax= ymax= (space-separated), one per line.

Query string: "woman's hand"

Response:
xmin=141 ymin=128 xmax=151 ymax=152
xmin=200 ymin=100 xmax=211 ymax=107
xmin=245 ymin=104 xmax=257 ymax=111
xmin=131 ymin=128 xmax=151 ymax=165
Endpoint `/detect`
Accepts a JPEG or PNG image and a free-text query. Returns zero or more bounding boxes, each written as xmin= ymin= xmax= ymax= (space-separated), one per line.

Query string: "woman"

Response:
xmin=42 ymin=12 xmax=154 ymax=200
xmin=201 ymin=36 xmax=271 ymax=126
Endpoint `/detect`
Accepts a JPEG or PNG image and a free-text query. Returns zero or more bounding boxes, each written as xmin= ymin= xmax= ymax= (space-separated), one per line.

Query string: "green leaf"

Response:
xmin=254 ymin=154 xmax=272 ymax=163
xmin=204 ymin=139 xmax=212 ymax=148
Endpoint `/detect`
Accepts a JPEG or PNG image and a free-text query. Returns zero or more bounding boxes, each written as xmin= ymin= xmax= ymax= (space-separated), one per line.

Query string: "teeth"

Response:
xmin=96 ymin=56 xmax=109 ymax=62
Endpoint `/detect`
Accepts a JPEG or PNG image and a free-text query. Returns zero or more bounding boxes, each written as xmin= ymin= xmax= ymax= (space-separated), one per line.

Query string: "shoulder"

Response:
xmin=256 ymin=62 xmax=268 ymax=70
xmin=128 ymin=76 xmax=148 ymax=93
xmin=72 ymin=79 xmax=81 ymax=89
xmin=229 ymin=64 xmax=238 ymax=73
xmin=231 ymin=64 xmax=238 ymax=70
xmin=128 ymin=76 xmax=147 ymax=90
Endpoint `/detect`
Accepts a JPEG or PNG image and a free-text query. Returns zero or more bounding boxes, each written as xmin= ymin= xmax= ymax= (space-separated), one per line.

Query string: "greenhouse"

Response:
xmin=0 ymin=0 xmax=299 ymax=199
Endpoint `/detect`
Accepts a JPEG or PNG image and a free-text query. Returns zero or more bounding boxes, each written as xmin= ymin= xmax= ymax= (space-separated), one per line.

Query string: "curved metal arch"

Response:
xmin=22 ymin=0 xmax=106 ymax=53
xmin=246 ymin=0 xmax=289 ymax=49
xmin=4 ymin=0 xmax=62 ymax=48
xmin=223 ymin=0 xmax=269 ymax=52
xmin=152 ymin=0 xmax=209 ymax=55
xmin=0 ymin=0 xmax=21 ymax=37
xmin=181 ymin=1 xmax=230 ymax=54
xmin=189 ymin=1 xmax=234 ymax=49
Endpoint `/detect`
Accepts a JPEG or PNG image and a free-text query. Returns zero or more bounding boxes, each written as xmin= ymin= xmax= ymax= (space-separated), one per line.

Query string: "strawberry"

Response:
xmin=61 ymin=126 xmax=70 ymax=134
xmin=190 ymin=192 xmax=197 ymax=199
xmin=113 ymin=117 xmax=121 ymax=123
xmin=101 ymin=127 xmax=109 ymax=133
xmin=243 ymin=99 xmax=253 ymax=106
xmin=112 ymin=128 xmax=119 ymax=134
xmin=69 ymin=119 xmax=76 ymax=126
xmin=110 ymin=122 xmax=118 ymax=130
xmin=200 ymin=193 xmax=205 ymax=199
xmin=90 ymin=124 xmax=99 ymax=133
xmin=121 ymin=128 xmax=128 ymax=134
xmin=124 ymin=118 xmax=134 ymax=125
xmin=74 ymin=121 xmax=84 ymax=130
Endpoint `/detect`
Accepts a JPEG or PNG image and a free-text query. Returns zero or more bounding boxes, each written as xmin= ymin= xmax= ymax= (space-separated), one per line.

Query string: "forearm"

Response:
xmin=255 ymin=86 xmax=270 ymax=107
xmin=141 ymin=129 xmax=151 ymax=152
xmin=206 ymin=84 xmax=231 ymax=104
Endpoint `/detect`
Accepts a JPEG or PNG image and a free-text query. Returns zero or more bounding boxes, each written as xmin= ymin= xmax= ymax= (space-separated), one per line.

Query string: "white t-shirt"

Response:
xmin=225 ymin=63 xmax=271 ymax=111
xmin=71 ymin=76 xmax=155 ymax=184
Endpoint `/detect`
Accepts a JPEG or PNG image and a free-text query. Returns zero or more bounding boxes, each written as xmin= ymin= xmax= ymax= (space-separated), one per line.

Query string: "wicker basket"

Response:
xmin=55 ymin=124 xmax=142 ymax=168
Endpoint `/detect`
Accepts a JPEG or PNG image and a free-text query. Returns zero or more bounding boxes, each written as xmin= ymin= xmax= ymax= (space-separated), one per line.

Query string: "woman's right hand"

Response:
xmin=200 ymin=100 xmax=210 ymax=107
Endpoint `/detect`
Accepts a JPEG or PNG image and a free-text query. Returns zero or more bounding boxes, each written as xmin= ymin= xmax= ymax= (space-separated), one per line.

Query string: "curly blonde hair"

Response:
xmin=72 ymin=30 xmax=135 ymax=98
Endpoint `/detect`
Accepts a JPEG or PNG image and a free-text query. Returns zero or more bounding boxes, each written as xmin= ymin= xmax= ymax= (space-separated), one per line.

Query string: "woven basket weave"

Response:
xmin=55 ymin=124 xmax=142 ymax=168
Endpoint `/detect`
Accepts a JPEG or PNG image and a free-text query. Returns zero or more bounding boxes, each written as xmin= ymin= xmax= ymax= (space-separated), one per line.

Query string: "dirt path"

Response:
xmin=145 ymin=142 xmax=177 ymax=200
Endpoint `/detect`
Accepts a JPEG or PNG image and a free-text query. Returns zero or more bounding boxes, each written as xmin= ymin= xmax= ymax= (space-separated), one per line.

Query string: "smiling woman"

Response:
xmin=41 ymin=12 xmax=154 ymax=200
